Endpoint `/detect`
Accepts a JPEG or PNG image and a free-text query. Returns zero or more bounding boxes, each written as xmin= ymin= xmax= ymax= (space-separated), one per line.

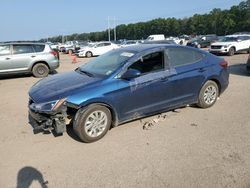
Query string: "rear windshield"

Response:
xmin=32 ymin=44 xmax=45 ymax=52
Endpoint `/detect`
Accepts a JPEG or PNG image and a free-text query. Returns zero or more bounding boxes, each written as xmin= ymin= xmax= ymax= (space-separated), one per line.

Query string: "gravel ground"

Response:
xmin=0 ymin=52 xmax=249 ymax=188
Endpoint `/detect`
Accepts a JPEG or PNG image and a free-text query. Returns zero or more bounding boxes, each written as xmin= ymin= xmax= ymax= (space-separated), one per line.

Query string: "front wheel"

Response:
xmin=228 ymin=47 xmax=235 ymax=56
xmin=197 ymin=80 xmax=219 ymax=108
xmin=86 ymin=51 xmax=93 ymax=58
xmin=73 ymin=105 xmax=112 ymax=143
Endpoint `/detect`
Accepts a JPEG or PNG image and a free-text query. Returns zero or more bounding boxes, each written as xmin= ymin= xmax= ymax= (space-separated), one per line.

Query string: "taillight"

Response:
xmin=50 ymin=51 xmax=57 ymax=57
xmin=220 ymin=59 xmax=228 ymax=68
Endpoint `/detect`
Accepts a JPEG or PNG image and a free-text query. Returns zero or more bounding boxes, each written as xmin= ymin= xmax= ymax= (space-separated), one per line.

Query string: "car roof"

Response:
xmin=0 ymin=42 xmax=45 ymax=45
xmin=120 ymin=44 xmax=178 ymax=52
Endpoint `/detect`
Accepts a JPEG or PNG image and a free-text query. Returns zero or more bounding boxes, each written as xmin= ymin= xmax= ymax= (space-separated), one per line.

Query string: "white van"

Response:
xmin=146 ymin=34 xmax=165 ymax=41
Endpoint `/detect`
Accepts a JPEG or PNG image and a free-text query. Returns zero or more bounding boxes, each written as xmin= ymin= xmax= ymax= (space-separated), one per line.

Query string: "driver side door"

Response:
xmin=111 ymin=50 xmax=176 ymax=122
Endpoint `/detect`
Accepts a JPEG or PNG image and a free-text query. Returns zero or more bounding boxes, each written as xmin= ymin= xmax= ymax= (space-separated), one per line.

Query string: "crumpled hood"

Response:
xmin=29 ymin=71 xmax=101 ymax=103
xmin=211 ymin=42 xmax=236 ymax=46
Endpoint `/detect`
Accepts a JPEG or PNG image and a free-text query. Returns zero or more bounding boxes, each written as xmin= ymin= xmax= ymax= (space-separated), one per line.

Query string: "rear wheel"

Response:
xmin=32 ymin=63 xmax=49 ymax=78
xmin=228 ymin=47 xmax=235 ymax=56
xmin=86 ymin=51 xmax=93 ymax=58
xmin=197 ymin=80 xmax=219 ymax=108
xmin=73 ymin=105 xmax=112 ymax=143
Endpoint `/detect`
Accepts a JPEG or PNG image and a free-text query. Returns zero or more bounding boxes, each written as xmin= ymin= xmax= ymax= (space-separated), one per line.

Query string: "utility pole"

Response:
xmin=113 ymin=16 xmax=116 ymax=41
xmin=108 ymin=16 xmax=111 ymax=41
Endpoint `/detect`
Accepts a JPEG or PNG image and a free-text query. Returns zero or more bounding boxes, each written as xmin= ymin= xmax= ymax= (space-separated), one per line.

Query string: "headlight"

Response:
xmin=223 ymin=44 xmax=231 ymax=48
xmin=30 ymin=98 xmax=67 ymax=112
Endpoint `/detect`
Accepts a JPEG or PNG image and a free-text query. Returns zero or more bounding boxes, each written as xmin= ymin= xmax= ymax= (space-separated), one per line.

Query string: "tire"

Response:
xmin=228 ymin=47 xmax=235 ymax=56
xmin=73 ymin=105 xmax=112 ymax=143
xmin=32 ymin=63 xmax=49 ymax=78
xmin=86 ymin=51 xmax=93 ymax=58
xmin=197 ymin=80 xmax=219 ymax=108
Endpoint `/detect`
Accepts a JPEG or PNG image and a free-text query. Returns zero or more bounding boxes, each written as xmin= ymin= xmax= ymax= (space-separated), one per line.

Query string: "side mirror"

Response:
xmin=121 ymin=69 xmax=141 ymax=80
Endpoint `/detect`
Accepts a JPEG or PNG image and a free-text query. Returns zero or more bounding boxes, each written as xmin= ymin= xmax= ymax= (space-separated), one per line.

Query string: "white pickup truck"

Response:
xmin=209 ymin=35 xmax=250 ymax=56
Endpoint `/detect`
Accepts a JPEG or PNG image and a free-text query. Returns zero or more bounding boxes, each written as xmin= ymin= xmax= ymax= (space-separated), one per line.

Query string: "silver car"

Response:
xmin=0 ymin=42 xmax=59 ymax=77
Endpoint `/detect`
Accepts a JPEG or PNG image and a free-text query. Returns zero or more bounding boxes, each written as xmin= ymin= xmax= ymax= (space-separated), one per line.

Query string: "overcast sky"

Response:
xmin=0 ymin=0 xmax=244 ymax=41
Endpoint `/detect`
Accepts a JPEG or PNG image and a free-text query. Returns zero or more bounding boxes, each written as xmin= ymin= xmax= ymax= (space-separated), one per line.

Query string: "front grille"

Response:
xmin=211 ymin=45 xmax=222 ymax=49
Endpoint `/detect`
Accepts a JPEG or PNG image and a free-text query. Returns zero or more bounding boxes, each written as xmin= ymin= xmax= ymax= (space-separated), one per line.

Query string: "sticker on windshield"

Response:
xmin=120 ymin=52 xmax=134 ymax=57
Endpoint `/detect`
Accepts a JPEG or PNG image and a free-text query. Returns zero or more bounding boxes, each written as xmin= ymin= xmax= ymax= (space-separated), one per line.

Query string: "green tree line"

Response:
xmin=42 ymin=0 xmax=250 ymax=42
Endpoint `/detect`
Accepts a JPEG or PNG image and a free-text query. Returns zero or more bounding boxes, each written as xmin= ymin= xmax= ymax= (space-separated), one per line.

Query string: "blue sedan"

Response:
xmin=29 ymin=44 xmax=229 ymax=142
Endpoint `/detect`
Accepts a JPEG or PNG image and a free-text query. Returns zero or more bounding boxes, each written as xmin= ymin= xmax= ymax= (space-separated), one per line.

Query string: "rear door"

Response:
xmin=11 ymin=44 xmax=36 ymax=70
xmin=101 ymin=43 xmax=113 ymax=54
xmin=238 ymin=36 xmax=250 ymax=50
xmin=165 ymin=47 xmax=207 ymax=105
xmin=0 ymin=44 xmax=12 ymax=73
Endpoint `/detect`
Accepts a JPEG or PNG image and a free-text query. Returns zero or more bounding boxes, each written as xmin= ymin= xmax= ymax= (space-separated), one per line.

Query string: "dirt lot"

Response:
xmin=0 ymin=52 xmax=250 ymax=188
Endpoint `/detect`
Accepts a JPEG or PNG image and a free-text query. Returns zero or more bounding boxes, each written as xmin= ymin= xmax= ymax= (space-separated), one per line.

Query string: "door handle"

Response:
xmin=199 ymin=68 xmax=205 ymax=73
xmin=5 ymin=57 xmax=11 ymax=60
xmin=31 ymin=55 xmax=36 ymax=58
xmin=160 ymin=77 xmax=168 ymax=82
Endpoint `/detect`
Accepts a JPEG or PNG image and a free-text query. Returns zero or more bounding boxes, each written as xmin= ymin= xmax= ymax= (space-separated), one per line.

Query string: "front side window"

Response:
xmin=13 ymin=45 xmax=34 ymax=54
xmin=166 ymin=48 xmax=204 ymax=67
xmin=129 ymin=51 xmax=164 ymax=74
xmin=0 ymin=45 xmax=11 ymax=56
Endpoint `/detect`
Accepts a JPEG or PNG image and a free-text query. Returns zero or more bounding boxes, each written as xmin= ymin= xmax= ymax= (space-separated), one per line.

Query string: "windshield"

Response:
xmin=220 ymin=37 xmax=238 ymax=42
xmin=88 ymin=43 xmax=96 ymax=47
xmin=79 ymin=49 xmax=136 ymax=77
xmin=146 ymin=37 xmax=153 ymax=40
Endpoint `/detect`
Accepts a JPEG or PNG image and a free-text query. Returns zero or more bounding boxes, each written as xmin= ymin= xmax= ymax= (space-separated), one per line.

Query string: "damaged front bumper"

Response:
xmin=28 ymin=98 xmax=76 ymax=135
xmin=29 ymin=107 xmax=68 ymax=135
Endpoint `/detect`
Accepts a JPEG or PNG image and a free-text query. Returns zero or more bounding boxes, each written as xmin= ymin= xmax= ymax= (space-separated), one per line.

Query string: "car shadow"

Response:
xmin=66 ymin=123 xmax=84 ymax=143
xmin=229 ymin=64 xmax=250 ymax=77
xmin=16 ymin=166 xmax=48 ymax=188
xmin=0 ymin=74 xmax=32 ymax=80
xmin=0 ymin=71 xmax=58 ymax=80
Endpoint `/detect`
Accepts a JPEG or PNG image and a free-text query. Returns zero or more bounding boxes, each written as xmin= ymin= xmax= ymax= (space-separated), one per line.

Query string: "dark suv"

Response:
xmin=187 ymin=35 xmax=218 ymax=48
xmin=0 ymin=42 xmax=59 ymax=77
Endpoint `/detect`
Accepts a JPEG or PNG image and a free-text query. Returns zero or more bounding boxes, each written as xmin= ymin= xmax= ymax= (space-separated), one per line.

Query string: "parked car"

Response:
xmin=120 ymin=40 xmax=139 ymax=47
xmin=187 ymin=35 xmax=218 ymax=48
xmin=77 ymin=41 xmax=119 ymax=58
xmin=246 ymin=54 xmax=250 ymax=71
xmin=46 ymin=42 xmax=61 ymax=50
xmin=209 ymin=35 xmax=250 ymax=56
xmin=143 ymin=40 xmax=176 ymax=45
xmin=0 ymin=42 xmax=59 ymax=77
xmin=61 ymin=41 xmax=79 ymax=54
xmin=28 ymin=44 xmax=229 ymax=142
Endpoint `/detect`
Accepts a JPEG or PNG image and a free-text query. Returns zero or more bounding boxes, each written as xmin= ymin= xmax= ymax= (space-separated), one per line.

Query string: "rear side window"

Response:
xmin=104 ymin=43 xmax=111 ymax=46
xmin=0 ymin=45 xmax=11 ymax=56
xmin=13 ymin=45 xmax=34 ymax=54
xmin=166 ymin=48 xmax=204 ymax=67
xmin=97 ymin=43 xmax=105 ymax=47
xmin=33 ymin=44 xmax=45 ymax=52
